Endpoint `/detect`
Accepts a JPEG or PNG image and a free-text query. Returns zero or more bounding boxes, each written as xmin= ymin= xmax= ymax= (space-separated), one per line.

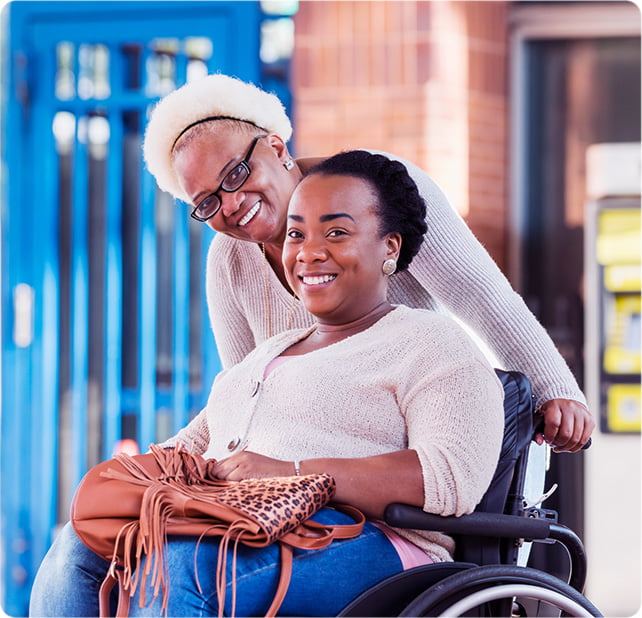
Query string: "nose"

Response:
xmin=219 ymin=190 xmax=245 ymax=218
xmin=297 ymin=237 xmax=328 ymax=263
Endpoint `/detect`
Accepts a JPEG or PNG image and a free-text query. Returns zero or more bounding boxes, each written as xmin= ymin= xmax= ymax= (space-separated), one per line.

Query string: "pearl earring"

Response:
xmin=284 ymin=159 xmax=295 ymax=171
xmin=382 ymin=259 xmax=397 ymax=276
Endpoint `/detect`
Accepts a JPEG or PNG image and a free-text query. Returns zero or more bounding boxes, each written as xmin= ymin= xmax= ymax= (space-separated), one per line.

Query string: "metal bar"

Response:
xmin=548 ymin=523 xmax=588 ymax=593
xmin=70 ymin=114 xmax=90 ymax=486
xmin=170 ymin=52 xmax=190 ymax=434
xmin=102 ymin=42 xmax=124 ymax=460
xmin=138 ymin=41 xmax=158 ymax=449
xmin=172 ymin=201 xmax=190 ymax=433
xmin=30 ymin=96 xmax=61 ymax=571
xmin=199 ymin=226 xmax=219 ymax=399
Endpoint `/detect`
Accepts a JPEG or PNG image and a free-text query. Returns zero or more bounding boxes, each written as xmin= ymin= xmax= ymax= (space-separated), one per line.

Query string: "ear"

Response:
xmin=384 ymin=233 xmax=402 ymax=261
xmin=265 ymin=132 xmax=291 ymax=164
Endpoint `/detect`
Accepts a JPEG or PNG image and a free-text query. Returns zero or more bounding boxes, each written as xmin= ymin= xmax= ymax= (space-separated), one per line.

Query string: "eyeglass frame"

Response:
xmin=190 ymin=134 xmax=267 ymax=222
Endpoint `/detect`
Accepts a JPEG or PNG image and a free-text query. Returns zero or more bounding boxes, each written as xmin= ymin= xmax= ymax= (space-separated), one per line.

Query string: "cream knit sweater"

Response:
xmin=164 ymin=306 xmax=505 ymax=562
xmin=206 ymin=150 xmax=586 ymax=409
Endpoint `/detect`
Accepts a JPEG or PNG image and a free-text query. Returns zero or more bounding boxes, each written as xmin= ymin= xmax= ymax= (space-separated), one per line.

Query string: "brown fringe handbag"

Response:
xmin=70 ymin=444 xmax=365 ymax=617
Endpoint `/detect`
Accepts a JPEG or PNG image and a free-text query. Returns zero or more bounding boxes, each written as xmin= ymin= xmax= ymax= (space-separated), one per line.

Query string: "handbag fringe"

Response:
xmin=95 ymin=445 xmax=360 ymax=617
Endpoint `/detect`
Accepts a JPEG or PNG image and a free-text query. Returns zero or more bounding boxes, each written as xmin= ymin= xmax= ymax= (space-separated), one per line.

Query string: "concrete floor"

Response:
xmin=584 ymin=430 xmax=641 ymax=617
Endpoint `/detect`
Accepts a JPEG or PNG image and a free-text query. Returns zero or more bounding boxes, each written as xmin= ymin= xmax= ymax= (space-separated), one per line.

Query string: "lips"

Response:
xmin=238 ymin=200 xmax=261 ymax=227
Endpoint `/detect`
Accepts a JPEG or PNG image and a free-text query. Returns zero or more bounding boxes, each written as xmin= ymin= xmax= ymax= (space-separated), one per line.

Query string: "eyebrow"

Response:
xmin=287 ymin=213 xmax=356 ymax=223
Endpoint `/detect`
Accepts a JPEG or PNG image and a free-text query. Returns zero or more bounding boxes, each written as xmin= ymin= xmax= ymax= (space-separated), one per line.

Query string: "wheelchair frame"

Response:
xmin=337 ymin=370 xmax=601 ymax=617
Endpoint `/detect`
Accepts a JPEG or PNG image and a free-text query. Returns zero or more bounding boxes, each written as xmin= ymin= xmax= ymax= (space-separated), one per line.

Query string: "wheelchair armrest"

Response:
xmin=384 ymin=503 xmax=552 ymax=541
xmin=385 ymin=503 xmax=588 ymax=593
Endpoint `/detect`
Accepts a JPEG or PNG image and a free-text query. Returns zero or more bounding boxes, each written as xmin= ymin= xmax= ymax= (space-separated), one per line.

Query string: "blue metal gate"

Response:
xmin=1 ymin=2 xmax=293 ymax=613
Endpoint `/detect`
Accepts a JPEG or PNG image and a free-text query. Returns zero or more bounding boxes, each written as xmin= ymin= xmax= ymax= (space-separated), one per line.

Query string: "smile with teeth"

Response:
xmin=300 ymin=274 xmax=337 ymax=286
xmin=239 ymin=201 xmax=261 ymax=226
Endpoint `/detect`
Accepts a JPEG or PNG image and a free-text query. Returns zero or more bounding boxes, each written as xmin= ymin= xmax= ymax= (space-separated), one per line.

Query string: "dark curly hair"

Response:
xmin=306 ymin=151 xmax=427 ymax=272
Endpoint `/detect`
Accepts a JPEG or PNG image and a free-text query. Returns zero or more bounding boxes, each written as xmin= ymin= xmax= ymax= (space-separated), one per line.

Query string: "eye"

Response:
xmin=195 ymin=194 xmax=220 ymax=218
xmin=222 ymin=163 xmax=248 ymax=190
xmin=286 ymin=229 xmax=304 ymax=240
xmin=327 ymin=229 xmax=348 ymax=238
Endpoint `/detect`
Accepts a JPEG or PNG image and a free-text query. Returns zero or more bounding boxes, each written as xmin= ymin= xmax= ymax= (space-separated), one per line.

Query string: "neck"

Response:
xmin=314 ymin=300 xmax=393 ymax=336
xmin=262 ymin=240 xmax=284 ymax=263
xmin=261 ymin=241 xmax=294 ymax=296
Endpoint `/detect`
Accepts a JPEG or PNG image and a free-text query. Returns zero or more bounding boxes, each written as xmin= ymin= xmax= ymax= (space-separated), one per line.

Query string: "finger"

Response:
xmin=211 ymin=456 xmax=241 ymax=480
xmin=570 ymin=408 xmax=595 ymax=452
xmin=555 ymin=403 xmax=595 ymax=452
xmin=551 ymin=412 xmax=577 ymax=452
xmin=554 ymin=417 xmax=582 ymax=452
xmin=541 ymin=402 xmax=562 ymax=445
xmin=580 ymin=414 xmax=596 ymax=449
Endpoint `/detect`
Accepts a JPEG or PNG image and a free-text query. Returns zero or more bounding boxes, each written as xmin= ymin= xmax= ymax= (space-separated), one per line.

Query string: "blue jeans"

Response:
xmin=30 ymin=508 xmax=403 ymax=617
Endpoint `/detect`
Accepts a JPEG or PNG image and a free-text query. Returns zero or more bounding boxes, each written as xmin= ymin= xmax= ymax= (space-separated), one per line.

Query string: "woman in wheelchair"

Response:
xmin=31 ymin=150 xmax=509 ymax=616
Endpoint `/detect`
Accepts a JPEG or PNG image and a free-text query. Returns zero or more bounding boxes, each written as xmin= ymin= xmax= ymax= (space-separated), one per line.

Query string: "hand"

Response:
xmin=534 ymin=399 xmax=595 ymax=453
xmin=212 ymin=450 xmax=295 ymax=481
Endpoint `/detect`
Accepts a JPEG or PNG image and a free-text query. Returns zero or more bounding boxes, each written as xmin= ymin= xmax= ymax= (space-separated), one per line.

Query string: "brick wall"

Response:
xmin=292 ymin=1 xmax=509 ymax=268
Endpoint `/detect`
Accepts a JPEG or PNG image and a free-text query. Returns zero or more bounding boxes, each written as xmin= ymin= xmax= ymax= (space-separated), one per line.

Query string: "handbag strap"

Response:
xmin=264 ymin=543 xmax=293 ymax=617
xmin=99 ymin=564 xmax=131 ymax=618
xmin=323 ymin=503 xmax=366 ymax=538
xmin=277 ymin=503 xmax=366 ymax=551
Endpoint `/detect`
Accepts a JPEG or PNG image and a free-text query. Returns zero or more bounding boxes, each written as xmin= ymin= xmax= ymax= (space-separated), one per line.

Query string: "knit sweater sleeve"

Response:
xmin=206 ymin=234 xmax=258 ymax=368
xmin=371 ymin=149 xmax=586 ymax=409
xmin=157 ymin=409 xmax=210 ymax=454
xmin=394 ymin=317 xmax=505 ymax=517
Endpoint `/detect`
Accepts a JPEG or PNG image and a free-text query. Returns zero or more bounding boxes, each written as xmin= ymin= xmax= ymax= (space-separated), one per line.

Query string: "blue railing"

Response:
xmin=1 ymin=2 xmax=293 ymax=614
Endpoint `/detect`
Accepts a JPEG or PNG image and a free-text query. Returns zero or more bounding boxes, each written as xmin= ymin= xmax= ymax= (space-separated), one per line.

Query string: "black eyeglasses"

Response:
xmin=190 ymin=134 xmax=267 ymax=222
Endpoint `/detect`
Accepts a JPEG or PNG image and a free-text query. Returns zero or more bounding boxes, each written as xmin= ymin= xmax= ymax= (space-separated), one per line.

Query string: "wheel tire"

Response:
xmin=399 ymin=565 xmax=602 ymax=617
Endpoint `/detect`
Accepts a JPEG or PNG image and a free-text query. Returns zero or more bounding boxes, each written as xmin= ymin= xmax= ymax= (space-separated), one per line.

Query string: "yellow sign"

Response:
xmin=603 ymin=295 xmax=641 ymax=374
xmin=607 ymin=384 xmax=641 ymax=432
xmin=597 ymin=209 xmax=641 ymax=266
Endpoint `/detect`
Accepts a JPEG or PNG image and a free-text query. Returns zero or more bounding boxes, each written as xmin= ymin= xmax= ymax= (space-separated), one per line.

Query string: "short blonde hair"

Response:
xmin=143 ymin=74 xmax=293 ymax=203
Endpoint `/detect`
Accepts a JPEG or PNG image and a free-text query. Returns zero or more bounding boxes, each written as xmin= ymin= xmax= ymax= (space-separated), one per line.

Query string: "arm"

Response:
xmin=157 ymin=364 xmax=234 ymax=453
xmin=372 ymin=150 xmax=594 ymax=451
xmin=206 ymin=235 xmax=258 ymax=368
xmin=157 ymin=410 xmax=210 ymax=454
xmin=213 ymin=449 xmax=424 ymax=520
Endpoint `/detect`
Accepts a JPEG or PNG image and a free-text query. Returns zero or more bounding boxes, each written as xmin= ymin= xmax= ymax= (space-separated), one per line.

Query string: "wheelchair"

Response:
xmin=337 ymin=370 xmax=602 ymax=617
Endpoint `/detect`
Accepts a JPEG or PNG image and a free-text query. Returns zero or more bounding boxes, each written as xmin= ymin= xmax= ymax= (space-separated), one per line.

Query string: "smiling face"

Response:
xmin=171 ymin=123 xmax=301 ymax=246
xmin=283 ymin=174 xmax=401 ymax=325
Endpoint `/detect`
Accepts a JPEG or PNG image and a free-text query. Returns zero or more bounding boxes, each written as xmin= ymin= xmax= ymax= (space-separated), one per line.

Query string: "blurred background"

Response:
xmin=1 ymin=1 xmax=639 ymax=615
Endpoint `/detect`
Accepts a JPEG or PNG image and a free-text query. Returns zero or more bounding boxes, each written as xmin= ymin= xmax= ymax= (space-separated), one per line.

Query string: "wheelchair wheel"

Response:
xmin=399 ymin=565 xmax=602 ymax=617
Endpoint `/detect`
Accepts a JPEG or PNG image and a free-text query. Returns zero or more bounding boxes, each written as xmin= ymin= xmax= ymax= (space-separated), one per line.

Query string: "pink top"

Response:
xmin=265 ymin=355 xmax=433 ymax=570
xmin=372 ymin=522 xmax=433 ymax=570
xmin=263 ymin=355 xmax=293 ymax=378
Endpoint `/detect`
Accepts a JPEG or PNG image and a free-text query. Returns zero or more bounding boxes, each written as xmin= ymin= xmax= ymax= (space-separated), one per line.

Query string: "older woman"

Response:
xmin=144 ymin=74 xmax=592 ymax=453
xmin=31 ymin=151 xmax=504 ymax=617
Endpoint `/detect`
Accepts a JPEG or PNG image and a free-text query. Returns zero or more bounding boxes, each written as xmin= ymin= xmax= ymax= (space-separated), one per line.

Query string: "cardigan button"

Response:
xmin=227 ymin=437 xmax=241 ymax=452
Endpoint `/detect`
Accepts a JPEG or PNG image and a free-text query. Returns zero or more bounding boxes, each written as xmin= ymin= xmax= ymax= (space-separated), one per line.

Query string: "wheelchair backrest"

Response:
xmin=453 ymin=369 xmax=535 ymax=565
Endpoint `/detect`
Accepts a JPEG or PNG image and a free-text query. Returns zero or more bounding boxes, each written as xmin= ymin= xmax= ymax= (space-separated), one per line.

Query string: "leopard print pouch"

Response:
xmin=70 ymin=444 xmax=365 ymax=617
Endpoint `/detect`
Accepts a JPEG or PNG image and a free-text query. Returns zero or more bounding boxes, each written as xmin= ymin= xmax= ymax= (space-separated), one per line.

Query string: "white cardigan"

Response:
xmin=163 ymin=306 xmax=505 ymax=562
xmin=206 ymin=150 xmax=586 ymax=409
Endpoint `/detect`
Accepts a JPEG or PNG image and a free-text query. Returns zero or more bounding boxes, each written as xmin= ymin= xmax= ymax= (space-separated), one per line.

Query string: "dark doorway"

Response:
xmin=522 ymin=36 xmax=641 ymax=575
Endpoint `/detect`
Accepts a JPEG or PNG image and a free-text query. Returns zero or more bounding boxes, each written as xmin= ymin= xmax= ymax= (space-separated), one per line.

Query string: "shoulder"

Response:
xmin=208 ymin=234 xmax=252 ymax=266
xmin=206 ymin=234 xmax=260 ymax=283
xmin=387 ymin=306 xmax=488 ymax=360
xmin=388 ymin=305 xmax=460 ymax=332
